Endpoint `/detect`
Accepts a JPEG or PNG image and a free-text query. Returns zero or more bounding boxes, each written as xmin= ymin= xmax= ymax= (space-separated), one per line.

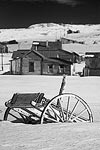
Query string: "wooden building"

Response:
xmin=32 ymin=40 xmax=79 ymax=63
xmin=10 ymin=40 xmax=79 ymax=75
xmin=10 ymin=50 xmax=72 ymax=75
xmin=83 ymin=52 xmax=100 ymax=76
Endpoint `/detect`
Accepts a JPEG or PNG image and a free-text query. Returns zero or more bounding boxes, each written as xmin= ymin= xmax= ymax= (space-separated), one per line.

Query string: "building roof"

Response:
xmin=85 ymin=52 xmax=100 ymax=55
xmin=12 ymin=49 xmax=30 ymax=59
xmin=61 ymin=37 xmax=84 ymax=45
xmin=12 ymin=49 xmax=47 ymax=60
xmin=32 ymin=40 xmax=62 ymax=51
xmin=24 ymin=49 xmax=46 ymax=59
xmin=37 ymin=49 xmax=72 ymax=58
xmin=48 ymin=57 xmax=73 ymax=65
xmin=12 ymin=49 xmax=72 ymax=65
xmin=62 ymin=43 xmax=100 ymax=55
xmin=85 ymin=52 xmax=100 ymax=58
xmin=12 ymin=40 xmax=63 ymax=59
xmin=12 ymin=48 xmax=73 ymax=59
xmin=24 ymin=50 xmax=72 ymax=64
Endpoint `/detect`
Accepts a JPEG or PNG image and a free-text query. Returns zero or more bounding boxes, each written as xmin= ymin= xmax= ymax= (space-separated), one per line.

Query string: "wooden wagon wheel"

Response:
xmin=3 ymin=93 xmax=45 ymax=124
xmin=40 ymin=93 xmax=93 ymax=124
xmin=3 ymin=107 xmax=29 ymax=123
xmin=3 ymin=107 xmax=38 ymax=124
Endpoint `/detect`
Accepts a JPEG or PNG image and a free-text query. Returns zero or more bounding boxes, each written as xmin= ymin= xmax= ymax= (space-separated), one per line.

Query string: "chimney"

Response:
xmin=32 ymin=42 xmax=39 ymax=51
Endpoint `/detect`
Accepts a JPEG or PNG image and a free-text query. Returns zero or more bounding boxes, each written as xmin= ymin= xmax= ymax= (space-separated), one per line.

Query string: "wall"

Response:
xmin=11 ymin=60 xmax=16 ymax=74
xmin=22 ymin=58 xmax=41 ymax=75
xmin=42 ymin=62 xmax=71 ymax=75
xmin=83 ymin=68 xmax=100 ymax=76
xmin=84 ymin=57 xmax=100 ymax=76
xmin=10 ymin=50 xmax=71 ymax=75
xmin=11 ymin=59 xmax=21 ymax=74
xmin=89 ymin=69 xmax=100 ymax=76
xmin=11 ymin=51 xmax=42 ymax=75
xmin=85 ymin=57 xmax=100 ymax=69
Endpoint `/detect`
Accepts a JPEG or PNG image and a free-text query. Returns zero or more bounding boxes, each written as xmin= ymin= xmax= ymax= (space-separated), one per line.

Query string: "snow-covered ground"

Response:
xmin=0 ymin=75 xmax=100 ymax=150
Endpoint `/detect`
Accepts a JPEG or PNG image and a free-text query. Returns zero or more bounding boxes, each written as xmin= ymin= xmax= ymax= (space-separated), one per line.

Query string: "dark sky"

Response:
xmin=0 ymin=0 xmax=100 ymax=28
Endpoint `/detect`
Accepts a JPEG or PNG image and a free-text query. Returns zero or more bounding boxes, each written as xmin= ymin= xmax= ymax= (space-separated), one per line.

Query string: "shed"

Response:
xmin=83 ymin=52 xmax=100 ymax=76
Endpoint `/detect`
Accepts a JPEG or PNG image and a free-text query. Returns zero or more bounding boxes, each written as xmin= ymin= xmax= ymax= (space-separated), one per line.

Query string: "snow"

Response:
xmin=0 ymin=75 xmax=100 ymax=150
xmin=0 ymin=23 xmax=100 ymax=46
xmin=0 ymin=23 xmax=100 ymax=56
xmin=0 ymin=122 xmax=100 ymax=150
xmin=0 ymin=23 xmax=100 ymax=149
xmin=62 ymin=43 xmax=100 ymax=54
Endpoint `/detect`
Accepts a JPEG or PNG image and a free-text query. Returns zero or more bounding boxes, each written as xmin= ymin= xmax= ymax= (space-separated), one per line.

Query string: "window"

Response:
xmin=48 ymin=64 xmax=53 ymax=73
xmin=59 ymin=65 xmax=64 ymax=73
xmin=29 ymin=62 xmax=34 ymax=72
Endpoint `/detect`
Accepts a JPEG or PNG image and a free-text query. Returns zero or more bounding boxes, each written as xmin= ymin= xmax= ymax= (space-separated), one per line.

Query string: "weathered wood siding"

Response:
xmin=16 ymin=59 xmax=21 ymax=74
xmin=11 ymin=60 xmax=16 ymax=74
xmin=11 ymin=50 xmax=72 ymax=75
xmin=38 ymin=50 xmax=73 ymax=62
xmin=21 ymin=52 xmax=42 ymax=75
xmin=42 ymin=62 xmax=71 ymax=75
xmin=84 ymin=53 xmax=100 ymax=76
xmin=85 ymin=57 xmax=100 ymax=69
xmin=83 ymin=68 xmax=100 ymax=76
xmin=11 ymin=59 xmax=21 ymax=74
xmin=22 ymin=57 xmax=41 ymax=75
xmin=89 ymin=69 xmax=100 ymax=76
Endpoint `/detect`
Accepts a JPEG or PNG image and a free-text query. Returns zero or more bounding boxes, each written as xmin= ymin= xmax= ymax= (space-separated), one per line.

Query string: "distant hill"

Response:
xmin=0 ymin=23 xmax=100 ymax=54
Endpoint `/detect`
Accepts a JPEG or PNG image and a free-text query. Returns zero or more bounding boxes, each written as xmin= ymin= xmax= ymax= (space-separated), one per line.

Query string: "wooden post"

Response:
xmin=57 ymin=74 xmax=67 ymax=107
xmin=59 ymin=74 xmax=67 ymax=95
xmin=1 ymin=47 xmax=4 ymax=71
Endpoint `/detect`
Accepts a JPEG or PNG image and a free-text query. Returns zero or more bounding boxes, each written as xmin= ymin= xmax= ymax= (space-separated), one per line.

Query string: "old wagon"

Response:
xmin=4 ymin=75 xmax=93 ymax=124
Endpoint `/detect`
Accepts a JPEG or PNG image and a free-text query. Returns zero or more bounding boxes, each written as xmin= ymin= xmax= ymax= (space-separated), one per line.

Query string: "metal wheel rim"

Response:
xmin=40 ymin=93 xmax=93 ymax=124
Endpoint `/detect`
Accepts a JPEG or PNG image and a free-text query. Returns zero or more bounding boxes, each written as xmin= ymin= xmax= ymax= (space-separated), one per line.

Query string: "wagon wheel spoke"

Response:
xmin=49 ymin=105 xmax=64 ymax=122
xmin=71 ymin=108 xmax=88 ymax=122
xmin=44 ymin=115 xmax=59 ymax=123
xmin=42 ymin=108 xmax=59 ymax=123
xmin=68 ymin=99 xmax=79 ymax=120
xmin=57 ymin=98 xmax=65 ymax=121
xmin=12 ymin=108 xmax=30 ymax=123
xmin=65 ymin=96 xmax=70 ymax=121
xmin=18 ymin=112 xmax=29 ymax=123
xmin=44 ymin=117 xmax=59 ymax=123
xmin=8 ymin=112 xmax=24 ymax=122
xmin=46 ymin=108 xmax=58 ymax=121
